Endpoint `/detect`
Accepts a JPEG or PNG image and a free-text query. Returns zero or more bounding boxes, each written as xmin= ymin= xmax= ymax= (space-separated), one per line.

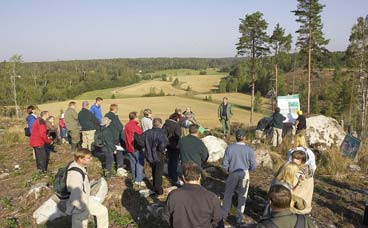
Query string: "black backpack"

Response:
xmin=94 ymin=126 xmax=106 ymax=148
xmin=260 ymin=214 xmax=306 ymax=228
xmin=53 ymin=161 xmax=85 ymax=200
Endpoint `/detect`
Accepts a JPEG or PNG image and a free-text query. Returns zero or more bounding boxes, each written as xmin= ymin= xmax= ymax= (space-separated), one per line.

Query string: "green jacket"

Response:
xmin=178 ymin=134 xmax=209 ymax=168
xmin=271 ymin=113 xmax=286 ymax=129
xmin=218 ymin=103 xmax=233 ymax=120
xmin=105 ymin=111 xmax=124 ymax=144
xmin=78 ymin=108 xmax=99 ymax=131
xmin=64 ymin=107 xmax=80 ymax=131
xmin=257 ymin=209 xmax=315 ymax=228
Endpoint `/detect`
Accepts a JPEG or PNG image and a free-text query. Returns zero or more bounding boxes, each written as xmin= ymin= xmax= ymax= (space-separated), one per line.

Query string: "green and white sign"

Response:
xmin=277 ymin=94 xmax=300 ymax=122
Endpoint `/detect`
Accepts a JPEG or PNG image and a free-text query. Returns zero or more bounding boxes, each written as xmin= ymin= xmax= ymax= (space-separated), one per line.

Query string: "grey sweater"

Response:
xmin=221 ymin=142 xmax=257 ymax=173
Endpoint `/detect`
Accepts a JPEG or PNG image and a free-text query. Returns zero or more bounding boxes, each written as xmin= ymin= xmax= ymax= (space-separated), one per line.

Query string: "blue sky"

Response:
xmin=0 ymin=0 xmax=367 ymax=62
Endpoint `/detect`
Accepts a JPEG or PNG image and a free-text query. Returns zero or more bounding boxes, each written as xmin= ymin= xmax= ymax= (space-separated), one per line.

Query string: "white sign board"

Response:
xmin=277 ymin=94 xmax=300 ymax=123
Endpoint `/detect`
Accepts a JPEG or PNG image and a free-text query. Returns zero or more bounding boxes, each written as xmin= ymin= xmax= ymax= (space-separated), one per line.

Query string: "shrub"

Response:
xmin=199 ymin=70 xmax=207 ymax=75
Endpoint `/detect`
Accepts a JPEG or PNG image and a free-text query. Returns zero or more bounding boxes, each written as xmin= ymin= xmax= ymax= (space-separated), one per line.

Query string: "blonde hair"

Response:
xmin=295 ymin=134 xmax=306 ymax=147
xmin=275 ymin=161 xmax=299 ymax=188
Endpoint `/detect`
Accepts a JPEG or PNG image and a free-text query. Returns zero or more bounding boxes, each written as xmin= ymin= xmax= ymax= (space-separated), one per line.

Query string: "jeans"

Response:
xmin=101 ymin=147 xmax=124 ymax=174
xmin=127 ymin=150 xmax=145 ymax=182
xmin=167 ymin=149 xmax=180 ymax=182
xmin=34 ymin=146 xmax=50 ymax=172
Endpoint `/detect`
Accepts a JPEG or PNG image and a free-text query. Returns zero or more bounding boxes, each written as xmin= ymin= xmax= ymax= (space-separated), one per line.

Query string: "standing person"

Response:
xmin=163 ymin=113 xmax=182 ymax=185
xmin=141 ymin=118 xmax=168 ymax=195
xmin=271 ymin=107 xmax=286 ymax=147
xmin=257 ymin=184 xmax=316 ymax=228
xmin=295 ymin=110 xmax=307 ymax=135
xmin=64 ymin=101 xmax=80 ymax=152
xmin=105 ymin=104 xmax=124 ymax=147
xmin=30 ymin=111 xmax=52 ymax=172
xmin=59 ymin=113 xmax=67 ymax=144
xmin=46 ymin=116 xmax=58 ymax=152
xmin=66 ymin=148 xmax=108 ymax=228
xmin=178 ymin=124 xmax=209 ymax=168
xmin=124 ymin=112 xmax=145 ymax=187
xmin=97 ymin=117 xmax=127 ymax=179
xmin=141 ymin=108 xmax=153 ymax=132
xmin=218 ymin=97 xmax=233 ymax=137
xmin=162 ymin=163 xmax=224 ymax=228
xmin=25 ymin=105 xmax=37 ymax=136
xmin=221 ymin=129 xmax=257 ymax=225
xmin=90 ymin=97 xmax=103 ymax=123
xmin=78 ymin=101 xmax=99 ymax=151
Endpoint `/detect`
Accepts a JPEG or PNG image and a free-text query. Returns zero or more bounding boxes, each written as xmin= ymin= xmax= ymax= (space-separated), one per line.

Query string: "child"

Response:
xmin=58 ymin=113 xmax=67 ymax=144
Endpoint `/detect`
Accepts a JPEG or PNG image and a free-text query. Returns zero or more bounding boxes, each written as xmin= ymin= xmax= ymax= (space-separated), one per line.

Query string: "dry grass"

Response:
xmin=176 ymin=75 xmax=224 ymax=93
xmin=37 ymin=96 xmax=264 ymax=128
xmin=114 ymin=80 xmax=185 ymax=96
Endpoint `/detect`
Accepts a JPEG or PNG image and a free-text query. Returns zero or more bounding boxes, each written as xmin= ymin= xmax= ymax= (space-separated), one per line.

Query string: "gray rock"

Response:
xmin=0 ymin=173 xmax=10 ymax=180
xmin=27 ymin=182 xmax=49 ymax=200
xmin=254 ymin=148 xmax=273 ymax=169
xmin=349 ymin=164 xmax=361 ymax=172
xmin=202 ymin=136 xmax=228 ymax=162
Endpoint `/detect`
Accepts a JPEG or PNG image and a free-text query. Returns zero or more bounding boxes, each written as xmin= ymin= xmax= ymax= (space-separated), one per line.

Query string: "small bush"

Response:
xmin=199 ymin=70 xmax=207 ymax=75
xmin=316 ymin=146 xmax=351 ymax=175
xmin=111 ymin=94 xmax=116 ymax=99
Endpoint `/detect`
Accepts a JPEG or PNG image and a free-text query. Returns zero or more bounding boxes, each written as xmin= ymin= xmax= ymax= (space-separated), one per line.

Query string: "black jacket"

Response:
xmin=163 ymin=119 xmax=181 ymax=151
xmin=105 ymin=111 xmax=124 ymax=144
xmin=142 ymin=128 xmax=168 ymax=163
xmin=296 ymin=115 xmax=307 ymax=131
xmin=78 ymin=108 xmax=99 ymax=131
xmin=163 ymin=184 xmax=224 ymax=228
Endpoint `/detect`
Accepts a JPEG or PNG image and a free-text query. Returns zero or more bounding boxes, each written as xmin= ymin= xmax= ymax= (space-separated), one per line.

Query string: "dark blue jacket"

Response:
xmin=142 ymin=128 xmax=169 ymax=163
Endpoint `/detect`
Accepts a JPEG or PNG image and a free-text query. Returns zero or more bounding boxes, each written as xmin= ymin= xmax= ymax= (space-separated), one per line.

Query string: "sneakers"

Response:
xmin=116 ymin=168 xmax=128 ymax=177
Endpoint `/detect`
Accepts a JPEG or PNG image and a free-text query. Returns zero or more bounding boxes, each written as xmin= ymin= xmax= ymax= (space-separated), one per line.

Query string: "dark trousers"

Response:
xmin=150 ymin=159 xmax=164 ymax=195
xmin=167 ymin=149 xmax=180 ymax=182
xmin=34 ymin=146 xmax=50 ymax=172
xmin=101 ymin=147 xmax=124 ymax=173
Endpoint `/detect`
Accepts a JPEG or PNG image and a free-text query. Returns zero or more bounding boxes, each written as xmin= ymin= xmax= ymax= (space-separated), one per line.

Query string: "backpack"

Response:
xmin=53 ymin=161 xmax=85 ymax=200
xmin=260 ymin=214 xmax=306 ymax=228
xmin=94 ymin=126 xmax=106 ymax=148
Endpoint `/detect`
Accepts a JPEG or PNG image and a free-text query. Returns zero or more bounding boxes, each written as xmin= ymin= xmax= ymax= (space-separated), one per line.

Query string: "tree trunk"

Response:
xmin=11 ymin=65 xmax=19 ymax=119
xmin=275 ymin=63 xmax=278 ymax=97
xmin=307 ymin=30 xmax=312 ymax=114
xmin=250 ymin=74 xmax=255 ymax=126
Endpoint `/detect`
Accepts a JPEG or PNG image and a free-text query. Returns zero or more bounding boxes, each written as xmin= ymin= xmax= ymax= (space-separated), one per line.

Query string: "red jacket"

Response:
xmin=124 ymin=119 xmax=143 ymax=153
xmin=30 ymin=118 xmax=52 ymax=147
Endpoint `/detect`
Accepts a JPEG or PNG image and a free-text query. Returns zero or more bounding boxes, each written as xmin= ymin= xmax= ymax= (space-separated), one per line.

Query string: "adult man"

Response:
xmin=141 ymin=108 xmax=153 ymax=132
xmin=162 ymin=163 xmax=224 ymax=228
xmin=163 ymin=113 xmax=181 ymax=185
xmin=64 ymin=101 xmax=80 ymax=152
xmin=271 ymin=107 xmax=286 ymax=147
xmin=178 ymin=124 xmax=208 ymax=168
xmin=66 ymin=148 xmax=108 ymax=228
xmin=218 ymin=97 xmax=233 ymax=136
xmin=104 ymin=104 xmax=124 ymax=146
xmin=257 ymin=184 xmax=315 ymax=228
xmin=221 ymin=129 xmax=257 ymax=224
xmin=141 ymin=118 xmax=168 ymax=195
xmin=124 ymin=112 xmax=145 ymax=187
xmin=90 ymin=97 xmax=103 ymax=123
xmin=30 ymin=111 xmax=52 ymax=172
xmin=78 ymin=101 xmax=99 ymax=151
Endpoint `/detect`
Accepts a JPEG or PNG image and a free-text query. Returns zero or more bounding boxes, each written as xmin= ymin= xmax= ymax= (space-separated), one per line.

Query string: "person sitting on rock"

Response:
xmin=257 ymin=184 xmax=316 ymax=228
xmin=66 ymin=148 xmax=108 ymax=228
xmin=221 ymin=129 xmax=257 ymax=225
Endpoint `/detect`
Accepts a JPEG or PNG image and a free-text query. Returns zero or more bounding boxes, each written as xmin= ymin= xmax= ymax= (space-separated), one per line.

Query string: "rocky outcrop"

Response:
xmin=254 ymin=148 xmax=273 ymax=170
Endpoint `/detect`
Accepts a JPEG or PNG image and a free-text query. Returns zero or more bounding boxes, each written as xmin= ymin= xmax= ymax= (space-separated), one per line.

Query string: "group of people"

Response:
xmin=25 ymin=96 xmax=316 ymax=228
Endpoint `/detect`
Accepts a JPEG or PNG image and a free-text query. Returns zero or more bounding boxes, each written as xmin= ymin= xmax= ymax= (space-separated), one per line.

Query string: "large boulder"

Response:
xmin=306 ymin=115 xmax=346 ymax=148
xmin=33 ymin=178 xmax=108 ymax=225
xmin=202 ymin=136 xmax=227 ymax=162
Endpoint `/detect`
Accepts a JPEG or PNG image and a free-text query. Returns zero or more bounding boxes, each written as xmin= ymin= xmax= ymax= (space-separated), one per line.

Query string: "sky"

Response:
xmin=0 ymin=0 xmax=367 ymax=62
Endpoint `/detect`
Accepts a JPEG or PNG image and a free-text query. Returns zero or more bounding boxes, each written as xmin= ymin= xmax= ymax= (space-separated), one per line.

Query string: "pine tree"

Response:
xmin=270 ymin=23 xmax=292 ymax=97
xmin=236 ymin=11 xmax=269 ymax=125
xmin=292 ymin=0 xmax=329 ymax=114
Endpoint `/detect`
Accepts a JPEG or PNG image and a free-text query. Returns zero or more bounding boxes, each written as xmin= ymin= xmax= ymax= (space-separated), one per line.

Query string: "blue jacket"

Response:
xmin=90 ymin=104 xmax=103 ymax=123
xmin=26 ymin=113 xmax=37 ymax=134
xmin=222 ymin=142 xmax=257 ymax=173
